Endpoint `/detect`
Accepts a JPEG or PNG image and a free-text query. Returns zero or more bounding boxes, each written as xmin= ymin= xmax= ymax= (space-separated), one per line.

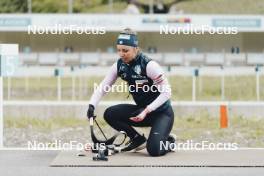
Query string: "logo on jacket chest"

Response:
xmin=120 ymin=64 xmax=146 ymax=79
xmin=133 ymin=65 xmax=141 ymax=75
xmin=131 ymin=65 xmax=147 ymax=79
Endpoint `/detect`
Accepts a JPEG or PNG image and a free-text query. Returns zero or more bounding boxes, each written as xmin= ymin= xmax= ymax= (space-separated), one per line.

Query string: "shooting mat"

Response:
xmin=50 ymin=149 xmax=264 ymax=167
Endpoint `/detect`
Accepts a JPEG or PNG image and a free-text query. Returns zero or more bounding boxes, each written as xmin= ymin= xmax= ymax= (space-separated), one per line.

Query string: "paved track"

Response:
xmin=1 ymin=150 xmax=264 ymax=176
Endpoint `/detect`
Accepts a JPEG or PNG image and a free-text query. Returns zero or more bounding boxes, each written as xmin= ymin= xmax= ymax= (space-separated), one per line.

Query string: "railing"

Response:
xmin=19 ymin=52 xmax=264 ymax=67
xmin=3 ymin=69 xmax=264 ymax=102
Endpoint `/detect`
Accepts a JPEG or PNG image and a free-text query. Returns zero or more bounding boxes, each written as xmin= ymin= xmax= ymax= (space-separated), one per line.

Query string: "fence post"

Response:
xmin=255 ymin=66 xmax=260 ymax=101
xmin=220 ymin=105 xmax=228 ymax=128
xmin=79 ymin=76 xmax=83 ymax=100
xmin=0 ymin=76 xmax=3 ymax=148
xmin=57 ymin=76 xmax=61 ymax=101
xmin=72 ymin=75 xmax=75 ymax=100
xmin=192 ymin=68 xmax=199 ymax=101
xmin=198 ymin=73 xmax=203 ymax=95
xmin=221 ymin=66 xmax=225 ymax=100
xmin=55 ymin=68 xmax=62 ymax=101
xmin=25 ymin=75 xmax=29 ymax=93
xmin=7 ymin=76 xmax=11 ymax=100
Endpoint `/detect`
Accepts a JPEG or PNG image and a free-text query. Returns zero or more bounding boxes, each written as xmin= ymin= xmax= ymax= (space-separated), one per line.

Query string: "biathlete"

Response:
xmin=87 ymin=28 xmax=175 ymax=156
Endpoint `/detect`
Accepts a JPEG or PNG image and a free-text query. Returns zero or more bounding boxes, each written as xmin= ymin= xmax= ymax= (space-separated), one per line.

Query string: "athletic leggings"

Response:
xmin=103 ymin=104 xmax=174 ymax=156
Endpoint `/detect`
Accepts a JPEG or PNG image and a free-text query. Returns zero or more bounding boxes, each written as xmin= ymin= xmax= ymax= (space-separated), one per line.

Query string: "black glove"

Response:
xmin=87 ymin=104 xmax=95 ymax=119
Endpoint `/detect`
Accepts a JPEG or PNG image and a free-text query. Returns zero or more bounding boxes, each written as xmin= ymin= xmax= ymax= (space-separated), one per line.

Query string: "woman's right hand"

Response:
xmin=87 ymin=104 xmax=95 ymax=119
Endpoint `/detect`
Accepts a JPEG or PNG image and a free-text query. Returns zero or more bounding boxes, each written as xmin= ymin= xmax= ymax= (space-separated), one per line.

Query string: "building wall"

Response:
xmin=242 ymin=32 xmax=264 ymax=52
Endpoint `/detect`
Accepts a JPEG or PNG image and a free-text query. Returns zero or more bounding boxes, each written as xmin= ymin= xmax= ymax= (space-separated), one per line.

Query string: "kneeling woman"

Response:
xmin=87 ymin=28 xmax=174 ymax=156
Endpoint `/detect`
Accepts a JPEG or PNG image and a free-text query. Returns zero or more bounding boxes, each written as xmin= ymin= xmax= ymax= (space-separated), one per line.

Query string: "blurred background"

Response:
xmin=0 ymin=0 xmax=264 ymax=148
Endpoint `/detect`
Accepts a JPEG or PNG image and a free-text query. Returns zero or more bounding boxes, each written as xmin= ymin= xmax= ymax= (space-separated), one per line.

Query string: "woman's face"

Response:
xmin=117 ymin=45 xmax=138 ymax=64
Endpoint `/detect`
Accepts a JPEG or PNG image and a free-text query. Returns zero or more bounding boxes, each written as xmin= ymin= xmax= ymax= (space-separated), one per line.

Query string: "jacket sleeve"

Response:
xmin=89 ymin=63 xmax=118 ymax=108
xmin=146 ymin=61 xmax=171 ymax=112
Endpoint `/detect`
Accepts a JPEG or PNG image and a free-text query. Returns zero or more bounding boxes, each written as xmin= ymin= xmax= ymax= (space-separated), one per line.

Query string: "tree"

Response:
xmin=0 ymin=0 xmax=27 ymax=13
xmin=32 ymin=0 xmax=68 ymax=13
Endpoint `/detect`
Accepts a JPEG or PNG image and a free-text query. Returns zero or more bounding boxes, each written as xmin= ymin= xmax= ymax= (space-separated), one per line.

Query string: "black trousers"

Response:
xmin=103 ymin=104 xmax=174 ymax=156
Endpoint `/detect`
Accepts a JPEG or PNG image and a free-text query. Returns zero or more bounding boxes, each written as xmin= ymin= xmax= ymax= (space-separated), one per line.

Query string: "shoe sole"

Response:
xmin=133 ymin=142 xmax=146 ymax=152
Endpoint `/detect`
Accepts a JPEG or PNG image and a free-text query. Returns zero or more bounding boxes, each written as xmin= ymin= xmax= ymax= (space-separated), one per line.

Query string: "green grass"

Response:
xmin=3 ymin=75 xmax=264 ymax=101
xmin=2 ymin=0 xmax=263 ymax=14
xmin=4 ymin=115 xmax=264 ymax=147
xmin=173 ymin=114 xmax=264 ymax=143
xmin=4 ymin=116 xmax=87 ymax=131
xmin=175 ymin=0 xmax=264 ymax=14
xmin=74 ymin=0 xmax=264 ymax=14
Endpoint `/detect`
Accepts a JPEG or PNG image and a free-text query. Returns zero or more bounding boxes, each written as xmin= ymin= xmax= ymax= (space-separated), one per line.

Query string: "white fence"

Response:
xmin=3 ymin=100 xmax=264 ymax=119
xmin=4 ymin=66 xmax=264 ymax=101
xmin=19 ymin=52 xmax=264 ymax=67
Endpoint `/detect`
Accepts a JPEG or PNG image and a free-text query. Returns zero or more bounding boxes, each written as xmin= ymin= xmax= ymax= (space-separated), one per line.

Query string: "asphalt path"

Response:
xmin=0 ymin=150 xmax=264 ymax=176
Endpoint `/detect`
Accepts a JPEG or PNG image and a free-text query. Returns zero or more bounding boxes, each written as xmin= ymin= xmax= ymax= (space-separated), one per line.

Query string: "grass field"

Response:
xmin=174 ymin=0 xmax=264 ymax=14
xmin=4 ymin=115 xmax=264 ymax=147
xmin=3 ymin=75 xmax=264 ymax=101
xmin=73 ymin=0 xmax=264 ymax=14
xmin=10 ymin=0 xmax=263 ymax=14
xmin=3 ymin=74 xmax=264 ymax=147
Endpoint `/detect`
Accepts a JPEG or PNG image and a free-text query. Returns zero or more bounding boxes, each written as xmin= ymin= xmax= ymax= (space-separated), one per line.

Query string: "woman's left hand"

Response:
xmin=130 ymin=108 xmax=150 ymax=122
